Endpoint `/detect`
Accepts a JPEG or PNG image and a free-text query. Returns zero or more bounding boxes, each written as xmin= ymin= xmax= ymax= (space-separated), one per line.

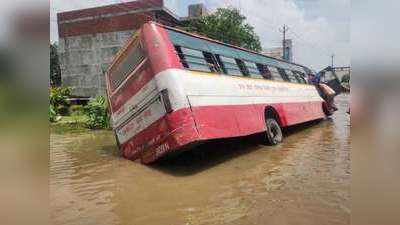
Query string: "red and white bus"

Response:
xmin=105 ymin=22 xmax=340 ymax=164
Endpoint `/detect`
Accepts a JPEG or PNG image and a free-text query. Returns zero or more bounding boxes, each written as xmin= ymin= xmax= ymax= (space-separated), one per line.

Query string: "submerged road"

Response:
xmin=50 ymin=94 xmax=350 ymax=225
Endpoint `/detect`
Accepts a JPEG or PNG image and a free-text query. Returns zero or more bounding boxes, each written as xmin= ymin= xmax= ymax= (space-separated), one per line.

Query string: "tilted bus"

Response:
xmin=105 ymin=22 xmax=341 ymax=164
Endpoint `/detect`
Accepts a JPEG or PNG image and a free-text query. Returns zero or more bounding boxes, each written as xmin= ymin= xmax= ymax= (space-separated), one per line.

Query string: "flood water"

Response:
xmin=50 ymin=94 xmax=350 ymax=225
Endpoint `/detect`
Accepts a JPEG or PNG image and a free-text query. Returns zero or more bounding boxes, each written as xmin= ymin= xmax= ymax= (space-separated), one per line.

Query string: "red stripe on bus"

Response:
xmin=119 ymin=101 xmax=324 ymax=163
xmin=110 ymin=61 xmax=154 ymax=112
xmin=141 ymin=23 xmax=182 ymax=75
xmin=188 ymin=101 xmax=324 ymax=141
xmin=110 ymin=24 xmax=182 ymax=113
xmin=120 ymin=108 xmax=198 ymax=161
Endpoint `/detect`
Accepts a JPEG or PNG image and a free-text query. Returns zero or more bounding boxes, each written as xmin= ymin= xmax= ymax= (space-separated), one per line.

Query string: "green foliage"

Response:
xmin=69 ymin=105 xmax=85 ymax=124
xmin=49 ymin=87 xmax=71 ymax=122
xmin=49 ymin=104 xmax=57 ymax=122
xmin=50 ymin=43 xmax=61 ymax=87
xmin=83 ymin=96 xmax=110 ymax=129
xmin=70 ymin=104 xmax=84 ymax=115
xmin=182 ymin=8 xmax=262 ymax=52
xmin=50 ymin=87 xmax=71 ymax=117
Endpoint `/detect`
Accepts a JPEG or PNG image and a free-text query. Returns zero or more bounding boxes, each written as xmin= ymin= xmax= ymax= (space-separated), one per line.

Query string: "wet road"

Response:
xmin=50 ymin=94 xmax=350 ymax=225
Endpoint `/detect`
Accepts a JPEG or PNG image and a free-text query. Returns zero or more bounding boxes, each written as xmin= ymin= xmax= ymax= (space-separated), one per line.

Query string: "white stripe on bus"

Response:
xmin=114 ymin=68 xmax=324 ymax=142
xmin=116 ymin=97 xmax=166 ymax=144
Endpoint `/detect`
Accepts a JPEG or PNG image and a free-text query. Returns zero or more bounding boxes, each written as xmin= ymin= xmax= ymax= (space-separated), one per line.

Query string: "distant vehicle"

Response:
xmin=105 ymin=22 xmax=342 ymax=164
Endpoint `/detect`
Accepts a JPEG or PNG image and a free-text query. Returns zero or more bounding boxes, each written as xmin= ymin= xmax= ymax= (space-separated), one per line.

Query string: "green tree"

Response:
xmin=182 ymin=8 xmax=262 ymax=52
xmin=83 ymin=96 xmax=110 ymax=129
xmin=50 ymin=43 xmax=61 ymax=87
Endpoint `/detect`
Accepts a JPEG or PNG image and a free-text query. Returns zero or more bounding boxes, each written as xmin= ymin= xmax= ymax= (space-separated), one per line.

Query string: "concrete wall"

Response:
xmin=59 ymin=30 xmax=135 ymax=97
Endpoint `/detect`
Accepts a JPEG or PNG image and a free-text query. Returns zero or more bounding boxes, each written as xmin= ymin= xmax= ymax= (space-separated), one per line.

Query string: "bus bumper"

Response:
xmin=120 ymin=108 xmax=199 ymax=164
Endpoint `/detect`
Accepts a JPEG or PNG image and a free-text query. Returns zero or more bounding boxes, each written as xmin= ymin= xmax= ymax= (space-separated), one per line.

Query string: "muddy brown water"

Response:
xmin=50 ymin=94 xmax=350 ymax=225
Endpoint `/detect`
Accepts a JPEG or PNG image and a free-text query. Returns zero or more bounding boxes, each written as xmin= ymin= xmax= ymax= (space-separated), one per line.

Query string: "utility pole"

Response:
xmin=280 ymin=24 xmax=289 ymax=60
xmin=331 ymin=54 xmax=335 ymax=68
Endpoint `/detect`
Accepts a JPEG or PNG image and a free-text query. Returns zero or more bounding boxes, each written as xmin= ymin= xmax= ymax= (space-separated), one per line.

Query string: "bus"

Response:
xmin=105 ymin=22 xmax=341 ymax=164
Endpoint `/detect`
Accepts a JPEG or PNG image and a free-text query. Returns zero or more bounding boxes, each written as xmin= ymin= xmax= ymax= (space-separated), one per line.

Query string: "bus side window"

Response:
xmin=277 ymin=68 xmax=290 ymax=81
xmin=174 ymin=46 xmax=189 ymax=68
xmin=244 ymin=61 xmax=263 ymax=79
xmin=285 ymin=70 xmax=300 ymax=83
xmin=268 ymin=66 xmax=285 ymax=81
xmin=175 ymin=46 xmax=212 ymax=72
xmin=256 ymin=64 xmax=272 ymax=79
xmin=214 ymin=55 xmax=226 ymax=74
xmin=203 ymin=52 xmax=220 ymax=73
xmin=236 ymin=59 xmax=249 ymax=76
xmin=218 ymin=55 xmax=244 ymax=76
xmin=294 ymin=71 xmax=307 ymax=84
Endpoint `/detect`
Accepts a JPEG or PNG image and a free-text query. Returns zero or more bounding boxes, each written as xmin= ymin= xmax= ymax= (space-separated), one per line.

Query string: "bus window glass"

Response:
xmin=294 ymin=71 xmax=307 ymax=84
xmin=203 ymin=52 xmax=220 ymax=73
xmin=244 ymin=61 xmax=263 ymax=79
xmin=174 ymin=46 xmax=188 ymax=68
xmin=177 ymin=46 xmax=212 ymax=72
xmin=268 ymin=66 xmax=285 ymax=81
xmin=256 ymin=64 xmax=272 ymax=79
xmin=236 ymin=59 xmax=249 ymax=76
xmin=219 ymin=55 xmax=243 ymax=76
xmin=285 ymin=70 xmax=300 ymax=83
xmin=110 ymin=42 xmax=145 ymax=90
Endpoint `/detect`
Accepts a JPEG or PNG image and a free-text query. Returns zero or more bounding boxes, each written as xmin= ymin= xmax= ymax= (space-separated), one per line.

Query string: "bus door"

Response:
xmin=318 ymin=67 xmax=343 ymax=95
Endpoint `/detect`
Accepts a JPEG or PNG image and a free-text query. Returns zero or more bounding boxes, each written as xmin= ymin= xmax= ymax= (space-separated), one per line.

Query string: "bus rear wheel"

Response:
xmin=264 ymin=118 xmax=283 ymax=145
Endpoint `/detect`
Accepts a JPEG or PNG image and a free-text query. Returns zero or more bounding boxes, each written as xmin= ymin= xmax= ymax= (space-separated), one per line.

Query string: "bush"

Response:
xmin=83 ymin=96 xmax=110 ymax=129
xmin=70 ymin=104 xmax=84 ymax=115
xmin=49 ymin=104 xmax=57 ymax=122
xmin=50 ymin=87 xmax=71 ymax=116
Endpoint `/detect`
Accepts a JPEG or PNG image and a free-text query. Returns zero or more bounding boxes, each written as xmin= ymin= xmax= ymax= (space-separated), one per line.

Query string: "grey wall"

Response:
xmin=59 ymin=30 xmax=135 ymax=97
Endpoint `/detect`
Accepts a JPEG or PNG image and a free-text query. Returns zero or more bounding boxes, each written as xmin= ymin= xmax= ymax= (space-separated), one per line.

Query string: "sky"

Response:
xmin=50 ymin=0 xmax=350 ymax=70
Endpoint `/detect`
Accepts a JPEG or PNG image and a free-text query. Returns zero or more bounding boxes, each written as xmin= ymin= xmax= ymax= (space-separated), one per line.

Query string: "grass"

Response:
xmin=50 ymin=114 xmax=112 ymax=134
xmin=50 ymin=115 xmax=89 ymax=134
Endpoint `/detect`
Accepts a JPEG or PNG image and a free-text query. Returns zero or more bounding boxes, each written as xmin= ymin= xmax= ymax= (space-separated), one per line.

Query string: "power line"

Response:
xmin=231 ymin=6 xmax=332 ymax=62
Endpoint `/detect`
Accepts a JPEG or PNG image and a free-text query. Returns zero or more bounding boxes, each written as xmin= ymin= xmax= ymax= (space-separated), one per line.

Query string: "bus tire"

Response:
xmin=264 ymin=118 xmax=283 ymax=145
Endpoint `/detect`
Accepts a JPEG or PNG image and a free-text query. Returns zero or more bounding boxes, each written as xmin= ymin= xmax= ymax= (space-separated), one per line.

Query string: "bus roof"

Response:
xmin=153 ymin=22 xmax=312 ymax=73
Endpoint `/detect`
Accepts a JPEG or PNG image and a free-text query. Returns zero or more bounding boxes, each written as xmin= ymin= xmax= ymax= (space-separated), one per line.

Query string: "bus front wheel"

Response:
xmin=264 ymin=118 xmax=283 ymax=145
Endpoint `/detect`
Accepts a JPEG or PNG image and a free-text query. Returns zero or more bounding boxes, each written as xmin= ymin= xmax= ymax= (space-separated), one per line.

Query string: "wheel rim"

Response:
xmin=271 ymin=126 xmax=279 ymax=140
xmin=267 ymin=120 xmax=282 ymax=143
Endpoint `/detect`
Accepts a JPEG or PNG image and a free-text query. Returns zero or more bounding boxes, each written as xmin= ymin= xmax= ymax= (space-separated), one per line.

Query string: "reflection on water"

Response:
xmin=50 ymin=94 xmax=350 ymax=225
